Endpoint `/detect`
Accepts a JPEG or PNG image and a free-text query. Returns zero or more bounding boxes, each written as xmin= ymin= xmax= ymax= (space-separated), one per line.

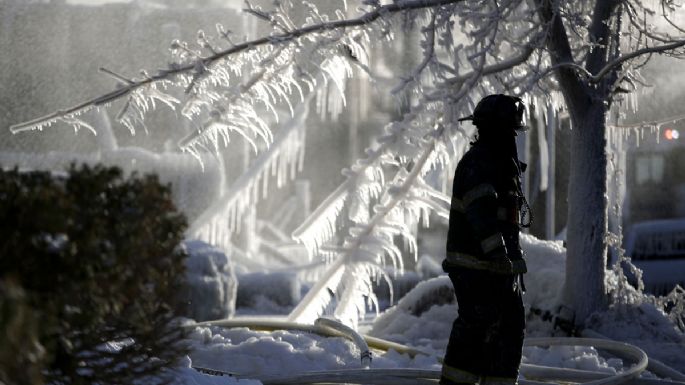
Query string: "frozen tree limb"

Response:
xmin=590 ymin=39 xmax=685 ymax=82
xmin=347 ymin=138 xmax=437 ymax=251
xmin=289 ymin=132 xmax=442 ymax=325
xmin=99 ymin=67 xmax=135 ymax=85
xmin=332 ymin=135 xmax=442 ymax=324
xmin=188 ymin=92 xmax=313 ymax=241
xmin=443 ymin=45 xmax=536 ymax=86
xmin=391 ymin=10 xmax=438 ymax=95
xmin=585 ymin=0 xmax=618 ymax=77
xmin=292 ymin=93 xmax=452 ymax=257
xmin=525 ymin=37 xmax=685 ymax=88
xmin=536 ymin=0 xmax=589 ymax=113
xmin=291 ymin=135 xmax=394 ymax=255
xmin=9 ymin=0 xmax=463 ymax=134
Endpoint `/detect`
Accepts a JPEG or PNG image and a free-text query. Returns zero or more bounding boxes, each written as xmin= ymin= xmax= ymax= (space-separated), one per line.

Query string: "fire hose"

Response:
xmin=187 ymin=318 xmax=685 ymax=385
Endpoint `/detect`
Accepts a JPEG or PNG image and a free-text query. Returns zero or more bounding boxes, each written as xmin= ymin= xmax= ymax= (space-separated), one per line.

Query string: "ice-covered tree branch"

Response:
xmin=591 ymin=38 xmax=685 ymax=82
xmin=188 ymin=94 xmax=311 ymax=243
xmin=9 ymin=0 xmax=463 ymax=135
xmin=391 ymin=10 xmax=438 ymax=95
xmin=289 ymin=128 xmax=447 ymax=325
xmin=536 ymin=0 xmax=589 ymax=112
xmin=525 ymin=37 xmax=685 ymax=88
xmin=428 ymin=44 xmax=536 ymax=101
xmin=292 ymin=107 xmax=430 ymax=255
xmin=585 ymin=0 xmax=618 ymax=76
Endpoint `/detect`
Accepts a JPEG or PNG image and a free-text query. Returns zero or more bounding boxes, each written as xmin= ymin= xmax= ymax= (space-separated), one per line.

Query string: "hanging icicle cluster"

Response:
xmin=188 ymin=95 xmax=312 ymax=250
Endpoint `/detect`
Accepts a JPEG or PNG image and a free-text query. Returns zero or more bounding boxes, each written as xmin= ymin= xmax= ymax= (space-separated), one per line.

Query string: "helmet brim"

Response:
xmin=458 ymin=115 xmax=529 ymax=132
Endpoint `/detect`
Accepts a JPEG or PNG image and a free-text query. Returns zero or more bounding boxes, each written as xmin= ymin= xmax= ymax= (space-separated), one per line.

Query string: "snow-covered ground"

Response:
xmin=173 ymin=234 xmax=685 ymax=384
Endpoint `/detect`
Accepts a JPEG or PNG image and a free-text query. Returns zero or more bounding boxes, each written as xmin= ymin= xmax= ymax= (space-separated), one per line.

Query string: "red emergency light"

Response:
xmin=664 ymin=128 xmax=680 ymax=141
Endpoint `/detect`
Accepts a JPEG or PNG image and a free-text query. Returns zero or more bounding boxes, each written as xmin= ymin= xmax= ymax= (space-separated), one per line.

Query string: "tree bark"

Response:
xmin=563 ymin=100 xmax=609 ymax=323
xmin=538 ymin=0 xmax=613 ymax=325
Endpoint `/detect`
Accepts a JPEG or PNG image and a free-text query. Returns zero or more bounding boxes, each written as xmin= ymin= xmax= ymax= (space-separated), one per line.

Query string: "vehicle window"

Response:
xmin=635 ymin=154 xmax=665 ymax=185
xmin=632 ymin=230 xmax=685 ymax=260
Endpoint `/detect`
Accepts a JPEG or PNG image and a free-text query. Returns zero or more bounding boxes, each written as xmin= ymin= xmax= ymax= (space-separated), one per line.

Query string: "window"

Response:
xmin=632 ymin=230 xmax=685 ymax=260
xmin=635 ymin=154 xmax=665 ymax=185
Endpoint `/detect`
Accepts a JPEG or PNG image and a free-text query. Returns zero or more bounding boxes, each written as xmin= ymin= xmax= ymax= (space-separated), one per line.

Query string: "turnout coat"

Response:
xmin=443 ymin=141 xmax=527 ymax=275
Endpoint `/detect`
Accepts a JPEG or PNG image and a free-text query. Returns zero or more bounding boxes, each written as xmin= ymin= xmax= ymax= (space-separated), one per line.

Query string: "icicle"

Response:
xmin=187 ymin=94 xmax=311 ymax=237
xmin=315 ymin=77 xmax=329 ymax=120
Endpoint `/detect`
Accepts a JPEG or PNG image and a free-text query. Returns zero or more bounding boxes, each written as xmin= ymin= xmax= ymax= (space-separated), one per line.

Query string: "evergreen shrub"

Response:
xmin=0 ymin=165 xmax=188 ymax=385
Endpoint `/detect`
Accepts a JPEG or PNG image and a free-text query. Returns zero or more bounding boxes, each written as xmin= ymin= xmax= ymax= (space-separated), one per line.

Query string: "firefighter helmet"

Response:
xmin=459 ymin=94 xmax=528 ymax=131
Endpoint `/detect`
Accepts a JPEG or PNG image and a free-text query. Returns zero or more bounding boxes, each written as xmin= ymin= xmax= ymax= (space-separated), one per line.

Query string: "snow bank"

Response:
xmin=519 ymin=233 xmax=567 ymax=312
xmin=369 ymin=276 xmax=455 ymax=352
xmin=587 ymin=302 xmax=685 ymax=372
xmin=184 ymin=324 xmax=441 ymax=378
xmin=370 ymin=233 xmax=568 ymax=344
xmin=522 ymin=345 xmax=623 ymax=374
xmin=177 ymin=240 xmax=238 ymax=321
xmin=518 ymin=235 xmax=685 ymax=372
xmin=588 ymin=271 xmax=685 ymax=372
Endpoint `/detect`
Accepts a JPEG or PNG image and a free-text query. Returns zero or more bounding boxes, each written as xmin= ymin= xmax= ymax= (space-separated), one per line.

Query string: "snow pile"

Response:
xmin=587 ymin=301 xmax=685 ymax=372
xmin=184 ymin=324 xmax=441 ymax=378
xmin=369 ymin=276 xmax=455 ymax=352
xmin=177 ymin=240 xmax=238 ymax=322
xmin=588 ymin=270 xmax=685 ymax=372
xmin=519 ymin=233 xmax=567 ymax=312
xmin=370 ymin=233 xmax=568 ymax=345
xmin=522 ymin=345 xmax=624 ymax=374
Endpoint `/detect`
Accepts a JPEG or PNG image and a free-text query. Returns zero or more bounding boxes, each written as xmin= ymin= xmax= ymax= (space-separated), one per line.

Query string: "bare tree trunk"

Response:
xmin=563 ymin=102 xmax=609 ymax=323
